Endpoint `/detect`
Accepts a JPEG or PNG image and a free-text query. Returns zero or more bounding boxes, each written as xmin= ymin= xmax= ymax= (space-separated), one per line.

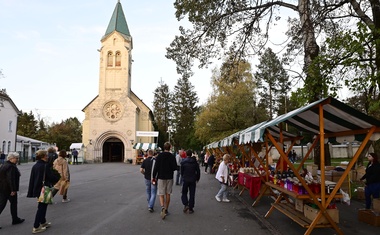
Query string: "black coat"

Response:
xmin=181 ymin=157 xmax=200 ymax=183
xmin=0 ymin=160 xmax=21 ymax=193
xmin=361 ymin=162 xmax=380 ymax=185
xmin=27 ymin=160 xmax=59 ymax=198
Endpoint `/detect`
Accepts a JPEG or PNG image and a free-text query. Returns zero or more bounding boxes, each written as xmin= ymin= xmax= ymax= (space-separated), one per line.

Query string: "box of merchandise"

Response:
xmin=295 ymin=199 xmax=304 ymax=212
xmin=358 ymin=209 xmax=380 ymax=226
xmin=306 ymin=164 xmax=318 ymax=177
xmin=374 ymin=198 xmax=380 ymax=213
xmin=356 ymin=187 xmax=365 ymax=200
xmin=303 ymin=204 xmax=339 ymax=224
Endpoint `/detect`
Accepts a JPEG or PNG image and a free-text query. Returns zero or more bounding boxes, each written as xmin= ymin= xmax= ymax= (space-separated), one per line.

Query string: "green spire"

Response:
xmin=103 ymin=1 xmax=131 ymax=39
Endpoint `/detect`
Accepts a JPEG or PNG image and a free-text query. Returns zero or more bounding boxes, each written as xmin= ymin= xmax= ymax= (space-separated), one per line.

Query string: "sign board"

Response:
xmin=136 ymin=131 xmax=159 ymax=137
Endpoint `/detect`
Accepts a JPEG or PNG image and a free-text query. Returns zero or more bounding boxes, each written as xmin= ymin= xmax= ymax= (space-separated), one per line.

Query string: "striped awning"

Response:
xmin=206 ymin=96 xmax=380 ymax=149
xmin=132 ymin=143 xmax=157 ymax=150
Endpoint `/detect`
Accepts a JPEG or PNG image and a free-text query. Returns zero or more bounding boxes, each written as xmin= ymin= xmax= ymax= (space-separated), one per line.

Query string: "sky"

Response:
xmin=0 ymin=0 xmax=218 ymax=124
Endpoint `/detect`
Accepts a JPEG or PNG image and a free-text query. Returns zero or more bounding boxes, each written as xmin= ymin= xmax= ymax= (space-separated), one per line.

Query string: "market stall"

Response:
xmin=205 ymin=97 xmax=380 ymax=235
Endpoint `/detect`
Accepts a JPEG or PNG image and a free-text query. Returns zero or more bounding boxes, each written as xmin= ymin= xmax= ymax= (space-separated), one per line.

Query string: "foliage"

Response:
xmin=194 ymin=59 xmax=267 ymax=143
xmin=152 ymin=79 xmax=172 ymax=147
xmin=171 ymin=77 xmax=199 ymax=149
xmin=17 ymin=112 xmax=82 ymax=150
xmin=255 ymin=48 xmax=291 ymax=119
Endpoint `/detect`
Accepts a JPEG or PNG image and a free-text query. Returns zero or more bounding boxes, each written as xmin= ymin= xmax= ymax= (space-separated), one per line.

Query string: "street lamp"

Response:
xmin=167 ymin=126 xmax=172 ymax=143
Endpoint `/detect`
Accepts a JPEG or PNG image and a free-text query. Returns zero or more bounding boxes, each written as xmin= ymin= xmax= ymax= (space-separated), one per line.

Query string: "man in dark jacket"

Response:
xmin=152 ymin=142 xmax=177 ymax=220
xmin=207 ymin=153 xmax=215 ymax=174
xmin=181 ymin=150 xmax=200 ymax=214
xmin=0 ymin=152 xmax=24 ymax=229
xmin=27 ymin=150 xmax=60 ymax=234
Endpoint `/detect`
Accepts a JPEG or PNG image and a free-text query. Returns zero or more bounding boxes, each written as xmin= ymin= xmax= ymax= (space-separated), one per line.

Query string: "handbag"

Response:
xmin=38 ymin=165 xmax=53 ymax=204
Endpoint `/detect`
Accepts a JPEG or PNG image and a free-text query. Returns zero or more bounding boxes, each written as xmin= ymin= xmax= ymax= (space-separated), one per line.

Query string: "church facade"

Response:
xmin=82 ymin=1 xmax=154 ymax=163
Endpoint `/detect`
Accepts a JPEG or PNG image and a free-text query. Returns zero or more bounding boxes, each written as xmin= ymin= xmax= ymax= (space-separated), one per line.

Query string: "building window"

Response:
xmin=8 ymin=120 xmax=12 ymax=132
xmin=107 ymin=51 xmax=113 ymax=67
xmin=115 ymin=51 xmax=121 ymax=67
xmin=7 ymin=141 xmax=11 ymax=153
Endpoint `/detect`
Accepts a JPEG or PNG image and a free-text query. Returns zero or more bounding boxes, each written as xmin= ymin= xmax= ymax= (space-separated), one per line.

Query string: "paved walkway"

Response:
xmin=1 ymin=162 xmax=378 ymax=235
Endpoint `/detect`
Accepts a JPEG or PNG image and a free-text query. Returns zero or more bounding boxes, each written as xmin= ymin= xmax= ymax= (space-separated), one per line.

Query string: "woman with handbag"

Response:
xmin=27 ymin=150 xmax=60 ymax=234
xmin=52 ymin=150 xmax=70 ymax=203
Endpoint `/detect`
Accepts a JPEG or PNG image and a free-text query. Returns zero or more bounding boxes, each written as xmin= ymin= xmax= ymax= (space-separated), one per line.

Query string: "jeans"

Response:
xmin=176 ymin=169 xmax=182 ymax=185
xmin=0 ymin=192 xmax=18 ymax=221
xmin=181 ymin=181 xmax=196 ymax=209
xmin=216 ymin=182 xmax=228 ymax=199
xmin=365 ymin=182 xmax=380 ymax=209
xmin=34 ymin=202 xmax=48 ymax=228
xmin=144 ymin=179 xmax=157 ymax=209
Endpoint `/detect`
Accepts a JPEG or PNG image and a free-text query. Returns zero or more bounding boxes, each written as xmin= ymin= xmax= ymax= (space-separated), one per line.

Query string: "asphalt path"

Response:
xmin=0 ymin=162 xmax=273 ymax=235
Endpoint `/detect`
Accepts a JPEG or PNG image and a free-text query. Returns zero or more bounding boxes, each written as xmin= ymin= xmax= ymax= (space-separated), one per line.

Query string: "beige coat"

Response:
xmin=53 ymin=157 xmax=70 ymax=191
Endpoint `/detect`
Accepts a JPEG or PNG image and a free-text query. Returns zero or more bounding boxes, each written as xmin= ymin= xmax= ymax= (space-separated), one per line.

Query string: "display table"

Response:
xmin=237 ymin=172 xmax=261 ymax=198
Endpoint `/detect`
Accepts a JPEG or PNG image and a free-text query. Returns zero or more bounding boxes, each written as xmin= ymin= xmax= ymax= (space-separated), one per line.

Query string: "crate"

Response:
xmin=356 ymin=187 xmax=365 ymax=200
xmin=295 ymin=199 xmax=304 ymax=212
xmin=303 ymin=204 xmax=339 ymax=224
xmin=358 ymin=209 xmax=380 ymax=226
xmin=374 ymin=198 xmax=380 ymax=213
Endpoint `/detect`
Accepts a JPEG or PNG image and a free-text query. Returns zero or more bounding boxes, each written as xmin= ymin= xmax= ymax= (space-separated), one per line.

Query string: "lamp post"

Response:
xmin=167 ymin=126 xmax=172 ymax=143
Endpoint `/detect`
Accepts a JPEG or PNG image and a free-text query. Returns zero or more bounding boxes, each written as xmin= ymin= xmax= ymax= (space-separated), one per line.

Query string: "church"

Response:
xmin=82 ymin=1 xmax=155 ymax=163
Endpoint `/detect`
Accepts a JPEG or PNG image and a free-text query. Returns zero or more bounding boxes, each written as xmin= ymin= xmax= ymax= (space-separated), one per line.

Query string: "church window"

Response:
xmin=2 ymin=141 xmax=5 ymax=153
xmin=115 ymin=51 xmax=121 ymax=67
xmin=107 ymin=51 xmax=113 ymax=67
xmin=7 ymin=141 xmax=11 ymax=153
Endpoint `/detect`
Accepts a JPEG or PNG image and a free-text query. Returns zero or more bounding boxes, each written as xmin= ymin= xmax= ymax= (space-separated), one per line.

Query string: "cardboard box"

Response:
xmin=303 ymin=204 xmax=339 ymax=224
xmin=358 ymin=209 xmax=380 ymax=226
xmin=356 ymin=187 xmax=365 ymax=200
xmin=295 ymin=199 xmax=304 ymax=212
xmin=374 ymin=199 xmax=380 ymax=213
xmin=307 ymin=164 xmax=318 ymax=177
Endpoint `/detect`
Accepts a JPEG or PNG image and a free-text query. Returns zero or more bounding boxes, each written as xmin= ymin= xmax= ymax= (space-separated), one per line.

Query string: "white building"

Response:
xmin=0 ymin=89 xmax=20 ymax=155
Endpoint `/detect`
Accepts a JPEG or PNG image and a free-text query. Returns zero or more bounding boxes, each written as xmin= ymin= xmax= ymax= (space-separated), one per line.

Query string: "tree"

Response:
xmin=152 ymin=79 xmax=172 ymax=147
xmin=17 ymin=111 xmax=38 ymax=138
xmin=256 ymin=48 xmax=290 ymax=119
xmin=48 ymin=117 xmax=82 ymax=150
xmin=195 ymin=59 xmax=267 ymax=143
xmin=171 ymin=76 xmax=199 ymax=149
xmin=166 ymin=0 xmax=380 ymax=102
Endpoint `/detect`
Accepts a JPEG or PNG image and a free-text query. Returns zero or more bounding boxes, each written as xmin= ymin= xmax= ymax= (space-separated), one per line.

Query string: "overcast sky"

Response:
xmin=0 ymin=0 xmax=218 ymax=124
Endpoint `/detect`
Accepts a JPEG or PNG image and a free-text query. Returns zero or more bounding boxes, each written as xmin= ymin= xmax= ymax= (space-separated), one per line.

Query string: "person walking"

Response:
xmin=0 ymin=151 xmax=5 ymax=164
xmin=0 ymin=152 xmax=25 ymax=229
xmin=360 ymin=152 xmax=380 ymax=209
xmin=204 ymin=152 xmax=209 ymax=173
xmin=175 ymin=150 xmax=183 ymax=185
xmin=71 ymin=149 xmax=78 ymax=165
xmin=47 ymin=147 xmax=58 ymax=168
xmin=215 ymin=154 xmax=231 ymax=203
xmin=152 ymin=142 xmax=177 ymax=220
xmin=52 ymin=150 xmax=71 ymax=203
xmin=27 ymin=150 xmax=60 ymax=234
xmin=181 ymin=150 xmax=200 ymax=214
xmin=140 ymin=149 xmax=157 ymax=212
xmin=207 ymin=153 xmax=215 ymax=174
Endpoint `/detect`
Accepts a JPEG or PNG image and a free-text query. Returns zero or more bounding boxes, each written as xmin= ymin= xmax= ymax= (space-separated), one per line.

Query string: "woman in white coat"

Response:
xmin=215 ymin=154 xmax=230 ymax=202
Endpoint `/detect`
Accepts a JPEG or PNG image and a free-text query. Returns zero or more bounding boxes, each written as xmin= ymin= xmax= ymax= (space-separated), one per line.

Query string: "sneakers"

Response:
xmin=222 ymin=198 xmax=230 ymax=203
xmin=215 ymin=196 xmax=221 ymax=202
xmin=32 ymin=225 xmax=46 ymax=234
xmin=189 ymin=208 xmax=194 ymax=214
xmin=62 ymin=199 xmax=71 ymax=203
xmin=148 ymin=208 xmax=154 ymax=213
xmin=41 ymin=222 xmax=51 ymax=228
xmin=183 ymin=206 xmax=189 ymax=213
xmin=12 ymin=218 xmax=25 ymax=225
xmin=160 ymin=207 xmax=167 ymax=220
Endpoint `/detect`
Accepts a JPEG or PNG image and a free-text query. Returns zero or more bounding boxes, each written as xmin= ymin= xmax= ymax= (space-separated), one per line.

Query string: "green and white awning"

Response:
xmin=133 ymin=143 xmax=157 ymax=150
xmin=206 ymin=97 xmax=380 ymax=149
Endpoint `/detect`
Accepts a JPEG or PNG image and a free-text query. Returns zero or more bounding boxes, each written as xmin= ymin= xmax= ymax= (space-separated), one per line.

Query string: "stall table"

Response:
xmin=237 ymin=172 xmax=261 ymax=199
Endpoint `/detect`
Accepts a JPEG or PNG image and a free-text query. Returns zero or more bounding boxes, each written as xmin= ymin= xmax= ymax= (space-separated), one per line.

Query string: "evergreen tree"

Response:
xmin=17 ymin=111 xmax=38 ymax=138
xmin=171 ymin=76 xmax=199 ymax=149
xmin=152 ymin=79 xmax=172 ymax=148
xmin=256 ymin=48 xmax=290 ymax=119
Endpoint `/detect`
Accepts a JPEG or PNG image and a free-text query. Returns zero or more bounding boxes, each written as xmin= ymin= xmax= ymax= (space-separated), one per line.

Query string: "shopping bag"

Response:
xmin=38 ymin=186 xmax=53 ymax=204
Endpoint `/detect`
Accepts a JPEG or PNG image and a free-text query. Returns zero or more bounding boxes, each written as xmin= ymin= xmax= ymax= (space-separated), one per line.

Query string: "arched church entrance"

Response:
xmin=102 ymin=137 xmax=124 ymax=162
